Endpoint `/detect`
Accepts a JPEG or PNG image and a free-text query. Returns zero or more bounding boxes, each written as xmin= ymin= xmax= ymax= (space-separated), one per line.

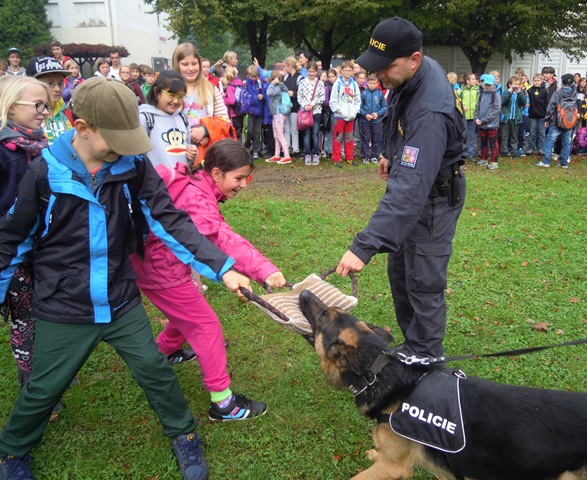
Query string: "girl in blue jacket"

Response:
xmin=244 ymin=64 xmax=265 ymax=159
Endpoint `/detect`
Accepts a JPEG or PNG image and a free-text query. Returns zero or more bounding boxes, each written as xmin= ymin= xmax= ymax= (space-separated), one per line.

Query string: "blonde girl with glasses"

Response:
xmin=0 ymin=76 xmax=50 ymax=214
xmin=139 ymin=70 xmax=197 ymax=169
xmin=0 ymin=76 xmax=58 ymax=412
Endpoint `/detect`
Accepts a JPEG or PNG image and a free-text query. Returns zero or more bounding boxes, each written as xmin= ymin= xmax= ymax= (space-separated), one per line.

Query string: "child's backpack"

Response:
xmin=141 ymin=111 xmax=189 ymax=136
xmin=278 ymin=91 xmax=292 ymax=115
xmin=556 ymin=91 xmax=579 ymax=129
xmin=234 ymin=85 xmax=252 ymax=116
xmin=576 ymin=127 xmax=587 ymax=148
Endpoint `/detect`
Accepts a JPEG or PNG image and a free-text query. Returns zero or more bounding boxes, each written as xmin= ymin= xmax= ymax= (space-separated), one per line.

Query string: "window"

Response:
xmin=74 ymin=2 xmax=107 ymax=27
xmin=46 ymin=2 xmax=61 ymax=27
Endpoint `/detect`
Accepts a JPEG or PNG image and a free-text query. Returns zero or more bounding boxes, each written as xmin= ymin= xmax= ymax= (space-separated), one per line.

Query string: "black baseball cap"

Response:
xmin=26 ymin=56 xmax=71 ymax=78
xmin=355 ymin=17 xmax=423 ymax=72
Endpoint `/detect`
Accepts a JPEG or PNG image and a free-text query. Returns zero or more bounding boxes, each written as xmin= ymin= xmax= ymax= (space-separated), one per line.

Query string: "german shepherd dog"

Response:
xmin=299 ymin=290 xmax=587 ymax=480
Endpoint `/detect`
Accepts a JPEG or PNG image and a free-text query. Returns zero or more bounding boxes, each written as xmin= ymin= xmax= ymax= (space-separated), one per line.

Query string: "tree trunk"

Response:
xmin=467 ymin=56 xmax=489 ymax=76
xmin=306 ymin=27 xmax=345 ymax=70
xmin=246 ymin=18 xmax=269 ymax=67
xmin=457 ymin=41 xmax=491 ymax=75
xmin=318 ymin=28 xmax=334 ymax=70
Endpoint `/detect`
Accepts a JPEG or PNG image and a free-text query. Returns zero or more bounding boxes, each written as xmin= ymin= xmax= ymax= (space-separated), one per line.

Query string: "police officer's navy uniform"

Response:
xmin=349 ymin=55 xmax=466 ymax=358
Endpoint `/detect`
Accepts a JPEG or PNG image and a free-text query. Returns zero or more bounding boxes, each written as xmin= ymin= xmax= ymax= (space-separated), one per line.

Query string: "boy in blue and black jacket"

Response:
xmin=359 ymin=73 xmax=387 ymax=164
xmin=244 ymin=64 xmax=265 ymax=159
xmin=0 ymin=77 xmax=250 ymax=480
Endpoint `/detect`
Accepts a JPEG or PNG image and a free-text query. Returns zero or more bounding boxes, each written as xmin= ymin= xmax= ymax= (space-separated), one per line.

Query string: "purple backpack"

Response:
xmin=577 ymin=127 xmax=587 ymax=148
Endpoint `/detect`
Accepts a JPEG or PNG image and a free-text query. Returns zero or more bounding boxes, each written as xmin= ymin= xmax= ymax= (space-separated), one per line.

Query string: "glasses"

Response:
xmin=13 ymin=101 xmax=50 ymax=114
xmin=46 ymin=82 xmax=65 ymax=89
xmin=245 ymin=174 xmax=253 ymax=184
xmin=161 ymin=90 xmax=186 ymax=100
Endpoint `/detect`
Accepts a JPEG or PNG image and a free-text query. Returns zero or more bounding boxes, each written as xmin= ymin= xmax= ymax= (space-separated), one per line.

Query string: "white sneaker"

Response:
xmin=312 ymin=154 xmax=319 ymax=165
xmin=535 ymin=161 xmax=550 ymax=168
xmin=305 ymin=155 xmax=312 ymax=165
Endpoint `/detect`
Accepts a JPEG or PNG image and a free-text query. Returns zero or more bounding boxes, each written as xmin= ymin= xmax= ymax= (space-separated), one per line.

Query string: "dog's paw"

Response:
xmin=365 ymin=449 xmax=379 ymax=462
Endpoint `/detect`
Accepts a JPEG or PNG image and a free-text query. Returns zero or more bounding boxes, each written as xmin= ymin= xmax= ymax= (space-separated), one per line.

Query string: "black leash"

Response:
xmin=446 ymin=337 xmax=587 ymax=362
xmin=397 ymin=337 xmax=587 ymax=366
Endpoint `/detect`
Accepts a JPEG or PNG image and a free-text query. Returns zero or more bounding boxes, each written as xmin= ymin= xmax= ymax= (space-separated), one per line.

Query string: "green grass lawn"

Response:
xmin=1 ymin=154 xmax=586 ymax=479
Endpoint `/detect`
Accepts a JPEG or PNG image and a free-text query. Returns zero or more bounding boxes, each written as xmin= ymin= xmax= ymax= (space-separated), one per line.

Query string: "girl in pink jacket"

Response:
xmin=132 ymin=139 xmax=285 ymax=421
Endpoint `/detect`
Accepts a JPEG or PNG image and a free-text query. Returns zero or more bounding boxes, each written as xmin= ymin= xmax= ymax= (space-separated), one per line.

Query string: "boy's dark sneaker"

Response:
xmin=171 ymin=433 xmax=208 ymax=480
xmin=0 ymin=455 xmax=35 ymax=480
xmin=208 ymin=394 xmax=267 ymax=422
xmin=167 ymin=348 xmax=197 ymax=365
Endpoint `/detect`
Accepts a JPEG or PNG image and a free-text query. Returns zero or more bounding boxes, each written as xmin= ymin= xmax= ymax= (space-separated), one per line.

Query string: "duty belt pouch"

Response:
xmin=449 ymin=163 xmax=462 ymax=206
xmin=431 ymin=162 xmax=462 ymax=206
xmin=431 ymin=166 xmax=452 ymax=199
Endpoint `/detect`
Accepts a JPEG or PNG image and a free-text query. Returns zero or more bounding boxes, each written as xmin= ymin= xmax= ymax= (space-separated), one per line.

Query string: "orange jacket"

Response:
xmin=197 ymin=116 xmax=237 ymax=162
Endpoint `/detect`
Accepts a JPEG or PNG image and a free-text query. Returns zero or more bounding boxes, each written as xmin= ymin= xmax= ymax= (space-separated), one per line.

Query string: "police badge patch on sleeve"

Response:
xmin=400 ymin=146 xmax=419 ymax=168
xmin=390 ymin=369 xmax=466 ymax=453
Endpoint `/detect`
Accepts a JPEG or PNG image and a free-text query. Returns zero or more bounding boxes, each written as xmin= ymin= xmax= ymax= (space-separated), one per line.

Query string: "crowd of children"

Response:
xmin=457 ymin=66 xmax=587 ymax=170
xmin=154 ymin=51 xmax=387 ymax=167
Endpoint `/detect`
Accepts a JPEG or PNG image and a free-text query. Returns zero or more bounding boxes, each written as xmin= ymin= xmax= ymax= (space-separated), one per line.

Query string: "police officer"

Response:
xmin=336 ymin=17 xmax=466 ymax=359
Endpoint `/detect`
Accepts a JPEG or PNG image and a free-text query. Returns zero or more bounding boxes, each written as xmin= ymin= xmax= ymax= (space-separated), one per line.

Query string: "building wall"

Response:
xmin=46 ymin=0 xmax=177 ymax=71
xmin=424 ymin=45 xmax=587 ymax=82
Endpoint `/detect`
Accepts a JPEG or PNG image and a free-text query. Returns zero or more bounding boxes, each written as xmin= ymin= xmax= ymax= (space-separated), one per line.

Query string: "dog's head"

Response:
xmin=299 ymin=289 xmax=394 ymax=390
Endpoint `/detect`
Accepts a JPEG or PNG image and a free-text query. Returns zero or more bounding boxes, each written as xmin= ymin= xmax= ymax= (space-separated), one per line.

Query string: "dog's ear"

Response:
xmin=365 ymin=322 xmax=394 ymax=344
xmin=327 ymin=342 xmax=361 ymax=375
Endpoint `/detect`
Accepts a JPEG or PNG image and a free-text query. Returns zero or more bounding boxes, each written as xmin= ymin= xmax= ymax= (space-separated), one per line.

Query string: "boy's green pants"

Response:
xmin=0 ymin=303 xmax=198 ymax=457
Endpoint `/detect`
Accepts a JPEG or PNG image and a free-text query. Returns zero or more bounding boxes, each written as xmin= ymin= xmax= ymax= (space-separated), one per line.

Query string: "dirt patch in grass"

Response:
xmin=247 ymin=160 xmax=382 ymax=199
